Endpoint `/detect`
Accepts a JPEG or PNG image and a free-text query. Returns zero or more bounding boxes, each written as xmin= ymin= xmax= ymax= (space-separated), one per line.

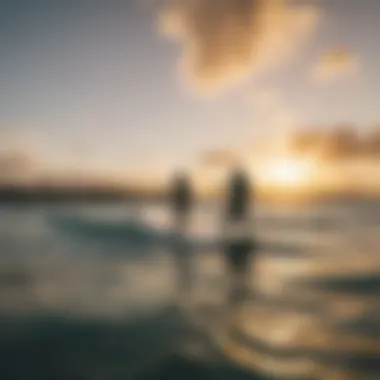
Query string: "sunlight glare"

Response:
xmin=261 ymin=157 xmax=312 ymax=188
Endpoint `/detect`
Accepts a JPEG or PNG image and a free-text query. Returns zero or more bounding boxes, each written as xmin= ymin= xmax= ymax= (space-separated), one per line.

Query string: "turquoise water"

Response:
xmin=0 ymin=201 xmax=379 ymax=379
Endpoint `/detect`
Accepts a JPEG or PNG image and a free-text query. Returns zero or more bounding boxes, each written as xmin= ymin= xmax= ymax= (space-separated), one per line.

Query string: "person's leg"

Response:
xmin=172 ymin=234 xmax=192 ymax=309
xmin=226 ymin=246 xmax=244 ymax=305
xmin=228 ymin=241 xmax=255 ymax=305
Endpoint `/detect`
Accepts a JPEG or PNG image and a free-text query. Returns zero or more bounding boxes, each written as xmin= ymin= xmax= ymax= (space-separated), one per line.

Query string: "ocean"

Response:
xmin=0 ymin=200 xmax=379 ymax=380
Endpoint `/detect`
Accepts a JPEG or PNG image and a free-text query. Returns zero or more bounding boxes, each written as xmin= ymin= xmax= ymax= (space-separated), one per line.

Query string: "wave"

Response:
xmin=49 ymin=214 xmax=198 ymax=251
xmin=50 ymin=214 xmax=171 ymax=246
xmin=49 ymin=213 xmax=317 ymax=259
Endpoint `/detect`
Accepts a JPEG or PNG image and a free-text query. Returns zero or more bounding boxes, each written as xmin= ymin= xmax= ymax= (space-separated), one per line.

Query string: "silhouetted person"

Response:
xmin=170 ymin=172 xmax=193 ymax=230
xmin=222 ymin=168 xmax=256 ymax=308
xmin=226 ymin=168 xmax=251 ymax=222
xmin=169 ymin=172 xmax=193 ymax=309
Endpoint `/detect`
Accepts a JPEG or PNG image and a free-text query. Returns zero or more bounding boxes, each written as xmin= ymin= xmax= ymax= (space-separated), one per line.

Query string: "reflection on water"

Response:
xmin=0 ymin=201 xmax=379 ymax=379
xmin=212 ymin=201 xmax=380 ymax=380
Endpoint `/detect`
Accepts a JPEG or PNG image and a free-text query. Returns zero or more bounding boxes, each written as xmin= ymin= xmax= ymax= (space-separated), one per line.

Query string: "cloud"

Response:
xmin=312 ymin=48 xmax=359 ymax=83
xmin=0 ymin=136 xmax=38 ymax=182
xmin=200 ymin=149 xmax=239 ymax=168
xmin=158 ymin=0 xmax=319 ymax=95
xmin=0 ymin=150 xmax=35 ymax=180
xmin=0 ymin=132 xmax=41 ymax=182
xmin=288 ymin=126 xmax=380 ymax=161
xmin=365 ymin=129 xmax=380 ymax=157
xmin=200 ymin=126 xmax=380 ymax=179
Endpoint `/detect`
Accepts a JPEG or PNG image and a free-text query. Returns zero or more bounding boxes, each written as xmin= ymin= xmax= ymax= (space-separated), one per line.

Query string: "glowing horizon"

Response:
xmin=257 ymin=157 xmax=314 ymax=189
xmin=1 ymin=1 xmax=380 ymax=201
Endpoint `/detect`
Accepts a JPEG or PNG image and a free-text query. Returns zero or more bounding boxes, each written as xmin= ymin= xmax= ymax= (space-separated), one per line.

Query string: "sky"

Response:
xmin=1 ymin=0 xmax=380 ymax=184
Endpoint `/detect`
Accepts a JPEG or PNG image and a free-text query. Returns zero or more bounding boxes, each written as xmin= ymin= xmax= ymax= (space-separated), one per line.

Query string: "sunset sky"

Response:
xmin=1 ymin=0 xmax=380 ymax=186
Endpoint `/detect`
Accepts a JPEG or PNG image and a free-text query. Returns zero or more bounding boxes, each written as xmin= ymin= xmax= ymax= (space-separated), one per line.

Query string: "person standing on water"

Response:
xmin=170 ymin=172 xmax=193 ymax=230
xmin=169 ymin=172 xmax=193 ymax=307
xmin=222 ymin=168 xmax=256 ymax=307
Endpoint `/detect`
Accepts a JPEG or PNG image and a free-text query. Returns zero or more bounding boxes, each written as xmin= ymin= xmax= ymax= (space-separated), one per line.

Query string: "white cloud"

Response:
xmin=159 ymin=0 xmax=320 ymax=95
xmin=312 ymin=48 xmax=359 ymax=83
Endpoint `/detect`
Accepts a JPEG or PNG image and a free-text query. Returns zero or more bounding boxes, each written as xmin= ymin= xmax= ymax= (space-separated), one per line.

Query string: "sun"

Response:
xmin=260 ymin=157 xmax=312 ymax=188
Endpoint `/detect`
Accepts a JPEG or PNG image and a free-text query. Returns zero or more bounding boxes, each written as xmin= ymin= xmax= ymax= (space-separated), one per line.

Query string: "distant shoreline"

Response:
xmin=0 ymin=185 xmax=379 ymax=206
xmin=0 ymin=186 xmax=165 ymax=204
